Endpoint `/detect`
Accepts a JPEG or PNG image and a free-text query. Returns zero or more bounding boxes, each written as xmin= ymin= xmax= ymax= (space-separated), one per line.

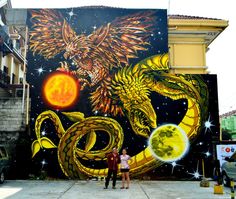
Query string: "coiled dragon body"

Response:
xmin=32 ymin=54 xmax=208 ymax=178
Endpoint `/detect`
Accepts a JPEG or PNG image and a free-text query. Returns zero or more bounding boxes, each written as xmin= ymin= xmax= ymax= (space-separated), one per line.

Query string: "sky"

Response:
xmin=10 ymin=0 xmax=236 ymax=115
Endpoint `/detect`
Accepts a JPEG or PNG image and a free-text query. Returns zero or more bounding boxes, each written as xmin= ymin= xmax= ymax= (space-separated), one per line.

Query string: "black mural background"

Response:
xmin=26 ymin=7 xmax=220 ymax=179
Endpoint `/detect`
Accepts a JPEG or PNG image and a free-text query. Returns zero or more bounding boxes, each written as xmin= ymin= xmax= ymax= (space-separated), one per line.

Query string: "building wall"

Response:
xmin=169 ymin=39 xmax=206 ymax=67
xmin=0 ymin=6 xmax=227 ymax=180
xmin=0 ymin=3 xmax=26 ymax=86
xmin=0 ymin=98 xmax=26 ymax=133
xmin=1 ymin=50 xmax=25 ymax=84
xmin=26 ymin=7 xmax=221 ymax=180
xmin=0 ymin=3 xmax=30 ymax=179
xmin=168 ymin=17 xmax=228 ymax=74
xmin=0 ymin=4 xmax=28 ymax=142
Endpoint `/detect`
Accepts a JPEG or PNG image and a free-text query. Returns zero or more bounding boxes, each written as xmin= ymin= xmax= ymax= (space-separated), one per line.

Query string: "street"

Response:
xmin=0 ymin=180 xmax=232 ymax=199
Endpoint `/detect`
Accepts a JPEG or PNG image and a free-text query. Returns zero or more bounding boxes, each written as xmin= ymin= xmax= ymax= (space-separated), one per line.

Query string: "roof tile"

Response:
xmin=168 ymin=14 xmax=220 ymax=20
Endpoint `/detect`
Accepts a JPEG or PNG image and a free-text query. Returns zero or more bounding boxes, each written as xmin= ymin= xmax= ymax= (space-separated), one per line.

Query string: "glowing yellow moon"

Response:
xmin=43 ymin=72 xmax=79 ymax=108
xmin=149 ymin=124 xmax=189 ymax=162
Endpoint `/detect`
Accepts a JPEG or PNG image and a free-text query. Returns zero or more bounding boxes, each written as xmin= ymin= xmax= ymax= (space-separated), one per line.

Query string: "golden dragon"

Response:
xmin=31 ymin=53 xmax=208 ymax=178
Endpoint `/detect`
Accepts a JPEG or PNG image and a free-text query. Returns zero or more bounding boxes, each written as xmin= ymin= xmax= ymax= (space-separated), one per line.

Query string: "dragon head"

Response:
xmin=112 ymin=67 xmax=157 ymax=138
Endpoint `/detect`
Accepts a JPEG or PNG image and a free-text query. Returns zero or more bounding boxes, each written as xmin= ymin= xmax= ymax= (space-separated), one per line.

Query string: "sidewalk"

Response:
xmin=0 ymin=180 xmax=231 ymax=199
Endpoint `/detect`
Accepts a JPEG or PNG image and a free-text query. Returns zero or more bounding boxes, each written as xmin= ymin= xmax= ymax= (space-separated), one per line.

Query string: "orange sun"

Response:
xmin=43 ymin=72 xmax=79 ymax=109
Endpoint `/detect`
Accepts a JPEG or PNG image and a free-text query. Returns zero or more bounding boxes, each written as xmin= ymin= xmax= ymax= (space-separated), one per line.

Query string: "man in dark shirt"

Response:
xmin=104 ymin=148 xmax=120 ymax=189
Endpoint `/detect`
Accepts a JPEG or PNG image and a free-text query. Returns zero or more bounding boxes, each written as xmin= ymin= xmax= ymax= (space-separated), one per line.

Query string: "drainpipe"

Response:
xmin=21 ymin=26 xmax=28 ymax=125
xmin=26 ymin=82 xmax=30 ymax=125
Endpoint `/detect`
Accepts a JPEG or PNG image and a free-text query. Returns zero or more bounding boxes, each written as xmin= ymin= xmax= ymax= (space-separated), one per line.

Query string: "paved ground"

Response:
xmin=0 ymin=180 xmax=232 ymax=199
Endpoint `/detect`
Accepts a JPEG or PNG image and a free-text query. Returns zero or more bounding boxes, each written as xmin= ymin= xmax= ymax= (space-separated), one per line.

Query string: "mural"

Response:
xmin=27 ymin=7 xmax=220 ymax=179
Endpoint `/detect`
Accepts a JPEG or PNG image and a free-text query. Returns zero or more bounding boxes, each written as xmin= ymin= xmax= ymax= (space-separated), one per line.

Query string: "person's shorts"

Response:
xmin=120 ymin=169 xmax=130 ymax=173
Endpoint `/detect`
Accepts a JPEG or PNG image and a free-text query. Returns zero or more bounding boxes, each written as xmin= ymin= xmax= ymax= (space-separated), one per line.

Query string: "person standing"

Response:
xmin=120 ymin=148 xmax=131 ymax=189
xmin=104 ymin=148 xmax=120 ymax=189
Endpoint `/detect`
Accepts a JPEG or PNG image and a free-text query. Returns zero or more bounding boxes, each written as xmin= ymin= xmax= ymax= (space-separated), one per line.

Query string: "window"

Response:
xmin=3 ymin=66 xmax=8 ymax=74
xmin=12 ymin=73 xmax=15 ymax=84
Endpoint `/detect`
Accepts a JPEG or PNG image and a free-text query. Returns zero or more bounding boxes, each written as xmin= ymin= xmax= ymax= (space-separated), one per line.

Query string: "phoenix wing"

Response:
xmin=87 ymin=11 xmax=156 ymax=69
xmin=29 ymin=9 xmax=77 ymax=59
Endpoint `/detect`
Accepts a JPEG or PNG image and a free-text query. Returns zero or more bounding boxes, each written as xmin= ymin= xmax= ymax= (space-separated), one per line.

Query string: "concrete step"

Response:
xmin=0 ymin=87 xmax=11 ymax=97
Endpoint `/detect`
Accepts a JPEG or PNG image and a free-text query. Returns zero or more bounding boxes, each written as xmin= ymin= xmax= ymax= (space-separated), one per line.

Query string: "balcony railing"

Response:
xmin=0 ymin=26 xmax=27 ymax=64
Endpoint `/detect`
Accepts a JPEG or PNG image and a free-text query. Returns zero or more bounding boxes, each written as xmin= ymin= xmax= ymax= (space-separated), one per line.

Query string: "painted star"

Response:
xmin=188 ymin=161 xmax=202 ymax=179
xmin=67 ymin=8 xmax=76 ymax=20
xmin=192 ymin=171 xmax=201 ymax=179
xmin=204 ymin=115 xmax=214 ymax=133
xmin=36 ymin=67 xmax=45 ymax=75
xmin=41 ymin=160 xmax=47 ymax=165
xmin=188 ymin=170 xmax=202 ymax=179
xmin=170 ymin=161 xmax=181 ymax=174
xmin=41 ymin=130 xmax=46 ymax=136
xmin=204 ymin=151 xmax=211 ymax=157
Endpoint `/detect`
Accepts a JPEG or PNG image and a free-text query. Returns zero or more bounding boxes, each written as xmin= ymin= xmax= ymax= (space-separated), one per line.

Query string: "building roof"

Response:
xmin=168 ymin=15 xmax=220 ymax=21
xmin=168 ymin=14 xmax=228 ymax=48
xmin=220 ymin=110 xmax=236 ymax=118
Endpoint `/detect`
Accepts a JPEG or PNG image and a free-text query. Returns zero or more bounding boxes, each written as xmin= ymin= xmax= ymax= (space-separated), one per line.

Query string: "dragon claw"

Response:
xmin=31 ymin=137 xmax=57 ymax=158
